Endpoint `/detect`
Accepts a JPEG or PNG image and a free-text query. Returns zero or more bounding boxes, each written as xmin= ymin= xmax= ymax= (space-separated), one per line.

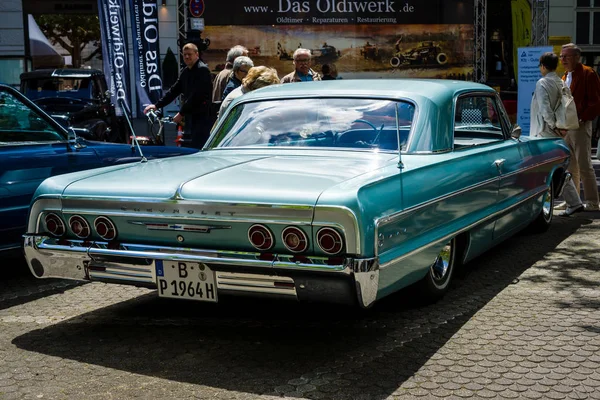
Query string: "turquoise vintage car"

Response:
xmin=23 ymin=80 xmax=570 ymax=307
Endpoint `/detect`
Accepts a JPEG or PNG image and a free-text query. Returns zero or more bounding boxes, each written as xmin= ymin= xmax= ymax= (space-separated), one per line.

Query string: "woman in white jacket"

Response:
xmin=531 ymin=52 xmax=584 ymax=216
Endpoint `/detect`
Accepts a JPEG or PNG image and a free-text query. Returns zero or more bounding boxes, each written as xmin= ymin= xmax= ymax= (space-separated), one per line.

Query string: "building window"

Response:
xmin=0 ymin=58 xmax=27 ymax=88
xmin=576 ymin=0 xmax=598 ymax=45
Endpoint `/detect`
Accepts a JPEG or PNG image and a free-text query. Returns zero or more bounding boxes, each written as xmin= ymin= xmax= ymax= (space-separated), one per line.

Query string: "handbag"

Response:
xmin=554 ymin=81 xmax=579 ymax=130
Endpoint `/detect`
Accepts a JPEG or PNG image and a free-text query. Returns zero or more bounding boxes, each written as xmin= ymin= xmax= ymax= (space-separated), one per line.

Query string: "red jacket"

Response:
xmin=562 ymin=63 xmax=600 ymax=122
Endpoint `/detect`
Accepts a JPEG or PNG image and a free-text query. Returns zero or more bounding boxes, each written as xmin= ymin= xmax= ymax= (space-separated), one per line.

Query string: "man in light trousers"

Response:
xmin=559 ymin=43 xmax=600 ymax=210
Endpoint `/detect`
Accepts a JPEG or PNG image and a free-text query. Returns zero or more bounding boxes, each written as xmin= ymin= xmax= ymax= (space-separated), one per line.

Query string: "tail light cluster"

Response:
xmin=44 ymin=214 xmax=117 ymax=241
xmin=247 ymin=224 xmax=344 ymax=255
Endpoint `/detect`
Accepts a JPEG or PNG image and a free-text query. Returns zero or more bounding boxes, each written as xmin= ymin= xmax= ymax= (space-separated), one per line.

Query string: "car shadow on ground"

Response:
xmin=11 ymin=215 xmax=596 ymax=399
xmin=0 ymin=251 xmax=85 ymax=311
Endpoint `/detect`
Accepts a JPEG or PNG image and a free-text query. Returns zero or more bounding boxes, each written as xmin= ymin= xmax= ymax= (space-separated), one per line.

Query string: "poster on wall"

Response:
xmin=201 ymin=0 xmax=475 ymax=80
xmin=517 ymin=46 xmax=552 ymax=136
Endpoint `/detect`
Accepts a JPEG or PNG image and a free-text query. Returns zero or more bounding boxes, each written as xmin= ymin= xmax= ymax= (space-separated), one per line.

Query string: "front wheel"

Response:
xmin=418 ymin=238 xmax=457 ymax=299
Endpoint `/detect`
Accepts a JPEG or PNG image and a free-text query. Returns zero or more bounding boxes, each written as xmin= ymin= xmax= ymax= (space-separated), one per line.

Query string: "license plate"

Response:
xmin=155 ymin=260 xmax=217 ymax=302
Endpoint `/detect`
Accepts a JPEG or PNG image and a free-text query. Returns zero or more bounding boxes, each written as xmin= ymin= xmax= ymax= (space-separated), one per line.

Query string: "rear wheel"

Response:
xmin=528 ymin=181 xmax=554 ymax=233
xmin=418 ymin=238 xmax=457 ymax=299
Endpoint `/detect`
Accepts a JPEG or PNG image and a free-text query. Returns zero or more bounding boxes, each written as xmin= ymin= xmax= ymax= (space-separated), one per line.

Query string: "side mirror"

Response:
xmin=511 ymin=124 xmax=522 ymax=139
xmin=67 ymin=128 xmax=88 ymax=149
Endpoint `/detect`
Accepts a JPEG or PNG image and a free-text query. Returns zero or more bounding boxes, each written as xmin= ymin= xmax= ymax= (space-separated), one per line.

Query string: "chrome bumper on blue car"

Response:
xmin=23 ymin=235 xmax=379 ymax=308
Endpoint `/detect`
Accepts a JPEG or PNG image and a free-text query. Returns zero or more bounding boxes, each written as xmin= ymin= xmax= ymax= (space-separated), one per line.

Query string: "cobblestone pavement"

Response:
xmin=0 ymin=213 xmax=599 ymax=400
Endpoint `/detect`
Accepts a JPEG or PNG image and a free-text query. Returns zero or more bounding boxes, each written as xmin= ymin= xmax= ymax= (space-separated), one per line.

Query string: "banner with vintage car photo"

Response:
xmin=129 ymin=0 xmax=163 ymax=116
xmin=202 ymin=0 xmax=474 ymax=80
xmin=97 ymin=0 xmax=132 ymax=116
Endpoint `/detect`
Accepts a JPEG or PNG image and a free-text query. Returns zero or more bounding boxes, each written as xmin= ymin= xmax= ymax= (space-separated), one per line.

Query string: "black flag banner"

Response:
xmin=129 ymin=0 xmax=163 ymax=115
xmin=97 ymin=0 xmax=132 ymax=116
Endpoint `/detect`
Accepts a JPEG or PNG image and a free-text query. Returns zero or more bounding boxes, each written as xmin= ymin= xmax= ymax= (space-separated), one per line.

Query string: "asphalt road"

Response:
xmin=1 ymin=210 xmax=599 ymax=400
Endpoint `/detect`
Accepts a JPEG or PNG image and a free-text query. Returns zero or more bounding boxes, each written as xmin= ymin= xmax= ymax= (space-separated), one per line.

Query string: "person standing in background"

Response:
xmin=218 ymin=66 xmax=280 ymax=118
xmin=531 ymin=52 xmax=584 ymax=216
xmin=221 ymin=56 xmax=254 ymax=100
xmin=559 ymin=43 xmax=600 ymax=211
xmin=321 ymin=64 xmax=335 ymax=80
xmin=281 ymin=49 xmax=321 ymax=83
xmin=212 ymin=45 xmax=249 ymax=103
xmin=144 ymin=43 xmax=212 ymax=149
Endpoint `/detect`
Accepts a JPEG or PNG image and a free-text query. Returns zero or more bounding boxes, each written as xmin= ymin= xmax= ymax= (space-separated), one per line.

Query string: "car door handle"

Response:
xmin=493 ymin=159 xmax=505 ymax=168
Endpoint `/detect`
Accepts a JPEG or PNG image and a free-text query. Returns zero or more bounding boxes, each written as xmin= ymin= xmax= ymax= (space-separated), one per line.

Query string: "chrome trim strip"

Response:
xmin=493 ymin=155 xmax=568 ymax=180
xmin=375 ymin=174 xmax=500 ymax=229
xmin=27 ymin=237 xmax=352 ymax=273
xmin=128 ymin=221 xmax=232 ymax=233
xmin=378 ymin=186 xmax=549 ymax=269
xmin=375 ymin=156 xmax=566 ymax=230
xmin=216 ymin=272 xmax=297 ymax=297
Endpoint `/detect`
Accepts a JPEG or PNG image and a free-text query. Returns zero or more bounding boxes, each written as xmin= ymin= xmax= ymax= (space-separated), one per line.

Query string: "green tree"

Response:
xmin=36 ymin=14 xmax=101 ymax=68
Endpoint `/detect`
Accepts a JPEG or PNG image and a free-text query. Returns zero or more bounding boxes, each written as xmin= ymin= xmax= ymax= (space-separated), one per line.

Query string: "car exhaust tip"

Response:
xmin=30 ymin=258 xmax=44 ymax=277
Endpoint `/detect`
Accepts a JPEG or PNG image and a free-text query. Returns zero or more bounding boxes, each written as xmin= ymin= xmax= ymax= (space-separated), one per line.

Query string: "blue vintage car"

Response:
xmin=0 ymin=84 xmax=197 ymax=252
xmin=23 ymin=80 xmax=570 ymax=307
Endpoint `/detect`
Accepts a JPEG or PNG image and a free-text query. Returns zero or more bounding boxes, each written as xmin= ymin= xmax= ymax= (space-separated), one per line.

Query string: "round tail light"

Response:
xmin=45 ymin=213 xmax=65 ymax=237
xmin=282 ymin=226 xmax=308 ymax=253
xmin=69 ymin=215 xmax=91 ymax=239
xmin=317 ymin=227 xmax=344 ymax=255
xmin=248 ymin=224 xmax=274 ymax=251
xmin=94 ymin=216 xmax=117 ymax=240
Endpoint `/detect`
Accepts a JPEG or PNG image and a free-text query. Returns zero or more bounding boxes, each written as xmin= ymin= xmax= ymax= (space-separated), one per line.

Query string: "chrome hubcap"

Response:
xmin=542 ymin=187 xmax=552 ymax=221
xmin=431 ymin=242 xmax=452 ymax=284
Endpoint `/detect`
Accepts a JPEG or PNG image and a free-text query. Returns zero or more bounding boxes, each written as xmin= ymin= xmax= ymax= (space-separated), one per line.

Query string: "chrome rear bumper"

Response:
xmin=23 ymin=235 xmax=379 ymax=307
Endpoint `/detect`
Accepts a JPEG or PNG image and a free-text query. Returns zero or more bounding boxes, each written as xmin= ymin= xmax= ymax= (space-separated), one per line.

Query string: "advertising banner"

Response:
xmin=129 ymin=0 xmax=163 ymax=116
xmin=511 ymin=0 xmax=531 ymax=81
xmin=202 ymin=0 xmax=475 ymax=80
xmin=516 ymin=46 xmax=552 ymax=136
xmin=97 ymin=0 xmax=132 ymax=116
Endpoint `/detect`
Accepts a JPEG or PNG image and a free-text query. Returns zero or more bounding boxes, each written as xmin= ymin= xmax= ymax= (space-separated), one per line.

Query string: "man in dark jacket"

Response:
xmin=144 ymin=43 xmax=213 ymax=149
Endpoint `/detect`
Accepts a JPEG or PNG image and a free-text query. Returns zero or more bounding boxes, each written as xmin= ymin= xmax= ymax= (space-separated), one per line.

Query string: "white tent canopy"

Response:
xmin=28 ymin=14 xmax=63 ymax=68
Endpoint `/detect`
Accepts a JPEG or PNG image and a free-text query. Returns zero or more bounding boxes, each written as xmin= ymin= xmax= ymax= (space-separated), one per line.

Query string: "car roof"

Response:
xmin=240 ymin=79 xmax=496 ymax=108
xmin=20 ymin=69 xmax=104 ymax=80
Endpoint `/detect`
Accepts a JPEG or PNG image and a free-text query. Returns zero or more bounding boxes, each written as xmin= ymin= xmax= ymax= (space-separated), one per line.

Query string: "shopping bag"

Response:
xmin=555 ymin=81 xmax=579 ymax=130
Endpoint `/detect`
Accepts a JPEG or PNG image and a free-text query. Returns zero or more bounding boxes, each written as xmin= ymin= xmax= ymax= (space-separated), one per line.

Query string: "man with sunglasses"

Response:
xmin=281 ymin=48 xmax=322 ymax=83
xmin=558 ymin=43 xmax=600 ymax=211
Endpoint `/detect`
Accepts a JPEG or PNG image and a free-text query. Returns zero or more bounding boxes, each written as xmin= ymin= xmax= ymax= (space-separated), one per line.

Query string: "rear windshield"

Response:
xmin=21 ymin=77 xmax=98 ymax=101
xmin=210 ymin=98 xmax=415 ymax=152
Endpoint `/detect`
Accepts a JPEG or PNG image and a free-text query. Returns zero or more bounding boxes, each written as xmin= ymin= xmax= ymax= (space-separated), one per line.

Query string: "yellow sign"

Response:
xmin=511 ymin=0 xmax=532 ymax=80
xmin=549 ymin=36 xmax=571 ymax=46
xmin=549 ymin=36 xmax=572 ymax=77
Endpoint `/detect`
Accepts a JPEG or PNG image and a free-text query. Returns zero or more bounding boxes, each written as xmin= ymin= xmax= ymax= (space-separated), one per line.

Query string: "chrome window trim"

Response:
xmin=0 ymin=140 xmax=66 ymax=146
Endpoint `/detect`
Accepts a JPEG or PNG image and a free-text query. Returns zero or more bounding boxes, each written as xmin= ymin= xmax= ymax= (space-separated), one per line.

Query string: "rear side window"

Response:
xmin=454 ymin=95 xmax=504 ymax=147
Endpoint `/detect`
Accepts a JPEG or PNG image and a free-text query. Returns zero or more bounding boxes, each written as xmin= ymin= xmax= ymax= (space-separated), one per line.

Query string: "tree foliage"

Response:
xmin=36 ymin=14 xmax=101 ymax=68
